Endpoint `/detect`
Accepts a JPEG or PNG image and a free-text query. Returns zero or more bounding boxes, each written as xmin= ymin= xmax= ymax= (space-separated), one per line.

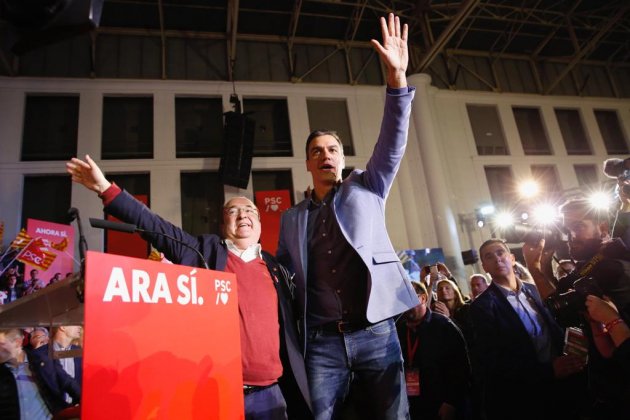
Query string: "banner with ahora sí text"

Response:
xmin=26 ymin=218 xmax=75 ymax=280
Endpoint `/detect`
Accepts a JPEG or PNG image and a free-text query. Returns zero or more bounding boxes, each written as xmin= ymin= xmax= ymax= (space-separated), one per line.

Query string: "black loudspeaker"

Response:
xmin=0 ymin=0 xmax=104 ymax=54
xmin=219 ymin=112 xmax=255 ymax=189
xmin=461 ymin=249 xmax=479 ymax=265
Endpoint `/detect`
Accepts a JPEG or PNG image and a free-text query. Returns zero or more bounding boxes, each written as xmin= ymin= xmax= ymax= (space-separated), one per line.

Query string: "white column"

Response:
xmin=408 ymin=73 xmax=466 ymax=284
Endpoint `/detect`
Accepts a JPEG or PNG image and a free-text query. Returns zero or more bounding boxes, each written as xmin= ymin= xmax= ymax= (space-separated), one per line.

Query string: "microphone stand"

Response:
xmin=68 ymin=207 xmax=88 ymax=302
xmin=89 ymin=218 xmax=210 ymax=270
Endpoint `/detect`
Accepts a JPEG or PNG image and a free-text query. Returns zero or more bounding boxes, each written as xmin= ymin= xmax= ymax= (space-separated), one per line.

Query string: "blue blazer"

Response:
xmin=277 ymin=87 xmax=420 ymax=334
xmin=38 ymin=343 xmax=82 ymax=390
xmin=104 ymin=191 xmax=312 ymax=417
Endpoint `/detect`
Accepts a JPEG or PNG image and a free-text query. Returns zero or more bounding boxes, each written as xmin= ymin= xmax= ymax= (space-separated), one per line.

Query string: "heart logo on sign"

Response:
xmin=220 ymin=292 xmax=228 ymax=305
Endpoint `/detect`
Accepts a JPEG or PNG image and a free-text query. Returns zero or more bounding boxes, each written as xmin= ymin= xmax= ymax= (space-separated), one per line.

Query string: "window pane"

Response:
xmin=252 ymin=170 xmax=295 ymax=206
xmin=102 ymin=97 xmax=154 ymax=159
xmin=22 ymin=175 xmax=71 ymax=227
xmin=531 ymin=165 xmax=562 ymax=201
xmin=484 ymin=166 xmax=514 ymax=207
xmin=22 ymin=95 xmax=79 ymax=161
xmin=513 ymin=107 xmax=551 ymax=155
xmin=307 ymin=99 xmax=355 ymax=156
xmin=180 ymin=172 xmax=224 ymax=237
xmin=594 ymin=110 xmax=629 ymax=154
xmin=175 ymin=97 xmax=224 ymax=158
xmin=467 ymin=105 xmax=508 ymax=155
xmin=574 ymin=164 xmax=599 ymax=187
xmin=243 ymin=98 xmax=292 ymax=157
xmin=555 ymin=109 xmax=592 ymax=155
xmin=107 ymin=174 xmax=150 ymax=203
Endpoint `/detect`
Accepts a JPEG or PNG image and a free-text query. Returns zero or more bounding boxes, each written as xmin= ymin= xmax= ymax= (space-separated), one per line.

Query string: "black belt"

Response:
xmin=243 ymin=383 xmax=276 ymax=395
xmin=317 ymin=320 xmax=370 ymax=334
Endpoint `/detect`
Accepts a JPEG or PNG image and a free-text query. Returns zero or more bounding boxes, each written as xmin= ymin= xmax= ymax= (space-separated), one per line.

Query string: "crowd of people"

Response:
xmin=0 ymin=267 xmax=73 ymax=304
xmin=2 ymin=11 xmax=630 ymax=420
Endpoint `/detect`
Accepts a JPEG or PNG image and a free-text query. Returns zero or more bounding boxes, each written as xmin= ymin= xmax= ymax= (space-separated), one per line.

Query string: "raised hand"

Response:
xmin=65 ymin=155 xmax=111 ymax=194
xmin=370 ymin=13 xmax=408 ymax=88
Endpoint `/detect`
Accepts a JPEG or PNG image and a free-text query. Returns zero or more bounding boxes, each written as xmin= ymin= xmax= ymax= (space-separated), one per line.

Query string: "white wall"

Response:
xmin=1 ymin=75 xmax=629 ymax=295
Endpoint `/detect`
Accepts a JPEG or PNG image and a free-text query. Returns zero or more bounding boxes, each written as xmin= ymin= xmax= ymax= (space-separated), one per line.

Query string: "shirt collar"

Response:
xmin=225 ymin=240 xmax=262 ymax=259
xmin=495 ymin=278 xmax=524 ymax=296
xmin=308 ymin=182 xmax=341 ymax=208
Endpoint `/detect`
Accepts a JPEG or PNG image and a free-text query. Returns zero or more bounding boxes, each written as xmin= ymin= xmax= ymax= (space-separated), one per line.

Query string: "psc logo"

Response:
xmin=264 ymin=196 xmax=283 ymax=212
xmin=214 ymin=279 xmax=232 ymax=305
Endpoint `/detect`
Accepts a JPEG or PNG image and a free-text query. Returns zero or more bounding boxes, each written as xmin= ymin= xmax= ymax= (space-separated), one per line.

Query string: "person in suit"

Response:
xmin=0 ymin=328 xmax=81 ymax=420
xmin=397 ymin=281 xmax=472 ymax=420
xmin=276 ymin=13 xmax=418 ymax=419
xmin=1 ymin=274 xmax=24 ymax=304
xmin=470 ymin=239 xmax=586 ymax=420
xmin=66 ymin=157 xmax=311 ymax=420
xmin=37 ymin=326 xmax=83 ymax=403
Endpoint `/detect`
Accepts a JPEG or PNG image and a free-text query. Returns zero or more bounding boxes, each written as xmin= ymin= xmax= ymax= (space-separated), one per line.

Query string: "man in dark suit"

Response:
xmin=470 ymin=239 xmax=585 ymax=420
xmin=66 ymin=156 xmax=311 ymax=420
xmin=0 ymin=328 xmax=81 ymax=419
xmin=37 ymin=326 xmax=83 ymax=403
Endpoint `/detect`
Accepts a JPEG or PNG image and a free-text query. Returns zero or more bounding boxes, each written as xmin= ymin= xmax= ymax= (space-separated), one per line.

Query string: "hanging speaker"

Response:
xmin=0 ymin=0 xmax=104 ymax=54
xmin=461 ymin=249 xmax=479 ymax=265
xmin=219 ymin=111 xmax=255 ymax=189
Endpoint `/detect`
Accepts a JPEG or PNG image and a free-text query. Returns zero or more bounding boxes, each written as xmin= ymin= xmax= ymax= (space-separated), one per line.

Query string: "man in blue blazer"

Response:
xmin=66 ymin=158 xmax=312 ymax=419
xmin=277 ymin=13 xmax=419 ymax=420
xmin=470 ymin=239 xmax=587 ymax=420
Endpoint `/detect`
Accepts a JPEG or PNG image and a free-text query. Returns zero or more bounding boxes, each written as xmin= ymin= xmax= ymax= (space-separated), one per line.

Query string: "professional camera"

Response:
xmin=603 ymin=157 xmax=630 ymax=196
xmin=498 ymin=223 xmax=567 ymax=247
xmin=545 ymin=274 xmax=603 ymax=328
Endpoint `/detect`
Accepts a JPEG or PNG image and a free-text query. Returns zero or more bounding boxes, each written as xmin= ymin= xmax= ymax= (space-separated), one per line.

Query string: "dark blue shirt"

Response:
xmin=306 ymin=185 xmax=368 ymax=327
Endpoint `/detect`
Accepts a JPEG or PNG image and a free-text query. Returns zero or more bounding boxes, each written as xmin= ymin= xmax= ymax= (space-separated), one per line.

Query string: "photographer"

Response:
xmin=523 ymin=197 xmax=630 ymax=418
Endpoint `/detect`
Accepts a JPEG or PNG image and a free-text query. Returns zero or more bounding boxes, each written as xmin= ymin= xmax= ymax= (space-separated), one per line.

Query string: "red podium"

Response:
xmin=82 ymin=251 xmax=244 ymax=419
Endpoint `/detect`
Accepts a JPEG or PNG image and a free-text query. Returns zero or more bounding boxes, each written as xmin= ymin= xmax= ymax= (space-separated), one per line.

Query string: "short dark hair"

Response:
xmin=305 ymin=130 xmax=343 ymax=157
xmin=478 ymin=238 xmax=510 ymax=258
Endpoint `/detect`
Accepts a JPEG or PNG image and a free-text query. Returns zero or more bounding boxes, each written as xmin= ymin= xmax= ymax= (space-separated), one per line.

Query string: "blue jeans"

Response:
xmin=305 ymin=318 xmax=409 ymax=420
xmin=244 ymin=384 xmax=287 ymax=420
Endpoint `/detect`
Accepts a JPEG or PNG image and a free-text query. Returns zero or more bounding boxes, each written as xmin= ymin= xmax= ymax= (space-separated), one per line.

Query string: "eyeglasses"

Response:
xmin=224 ymin=206 xmax=259 ymax=218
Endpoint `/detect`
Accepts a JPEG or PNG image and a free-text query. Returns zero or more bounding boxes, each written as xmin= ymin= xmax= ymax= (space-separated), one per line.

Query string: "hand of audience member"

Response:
xmin=66 ymin=155 xmax=112 ymax=194
xmin=552 ymin=353 xmax=585 ymax=378
xmin=585 ymin=295 xmax=619 ymax=324
xmin=432 ymin=300 xmax=451 ymax=318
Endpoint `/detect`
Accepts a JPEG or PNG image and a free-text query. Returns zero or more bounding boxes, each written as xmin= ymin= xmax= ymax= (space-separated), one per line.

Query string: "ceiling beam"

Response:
xmin=413 ymin=0 xmax=481 ymax=73
xmin=287 ymin=0 xmax=303 ymax=75
xmin=544 ymin=5 xmax=629 ymax=94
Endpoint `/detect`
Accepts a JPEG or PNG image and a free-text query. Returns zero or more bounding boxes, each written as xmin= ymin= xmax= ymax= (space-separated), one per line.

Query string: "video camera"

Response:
xmin=544 ymin=239 xmax=630 ymax=328
xmin=545 ymin=273 xmax=603 ymax=328
xmin=498 ymin=223 xmax=567 ymax=248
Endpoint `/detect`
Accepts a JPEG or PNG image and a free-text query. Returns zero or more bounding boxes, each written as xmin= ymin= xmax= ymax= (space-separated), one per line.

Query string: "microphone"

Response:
xmin=89 ymin=218 xmax=210 ymax=270
xmin=89 ymin=218 xmax=137 ymax=234
xmin=68 ymin=207 xmax=79 ymax=222
xmin=603 ymin=158 xmax=630 ymax=179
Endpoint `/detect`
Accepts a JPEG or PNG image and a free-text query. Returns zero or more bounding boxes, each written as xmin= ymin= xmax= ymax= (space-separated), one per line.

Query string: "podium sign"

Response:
xmin=83 ymin=251 xmax=244 ymax=419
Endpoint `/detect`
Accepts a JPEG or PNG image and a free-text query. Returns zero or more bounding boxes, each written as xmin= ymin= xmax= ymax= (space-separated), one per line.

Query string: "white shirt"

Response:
xmin=225 ymin=240 xmax=262 ymax=262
